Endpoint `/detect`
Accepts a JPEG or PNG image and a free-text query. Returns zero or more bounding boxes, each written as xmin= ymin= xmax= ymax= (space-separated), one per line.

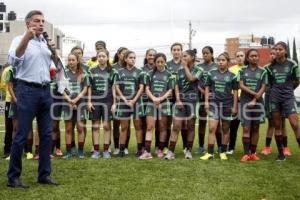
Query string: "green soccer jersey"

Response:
xmin=146 ymin=69 xmax=173 ymax=98
xmin=115 ymin=66 xmax=144 ymax=100
xmin=238 ymin=66 xmax=268 ymax=102
xmin=176 ymin=65 xmax=203 ymax=102
xmin=89 ymin=66 xmax=117 ymax=102
xmin=266 ymin=59 xmax=300 ymax=101
xmin=205 ymin=68 xmax=238 ymax=105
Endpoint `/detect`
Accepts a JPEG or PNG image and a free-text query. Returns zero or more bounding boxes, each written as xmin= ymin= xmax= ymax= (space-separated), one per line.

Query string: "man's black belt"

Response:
xmin=18 ymin=80 xmax=50 ymax=89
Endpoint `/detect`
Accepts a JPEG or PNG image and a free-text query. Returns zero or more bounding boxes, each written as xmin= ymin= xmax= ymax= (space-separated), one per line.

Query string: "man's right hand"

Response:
xmin=25 ymin=27 xmax=37 ymax=40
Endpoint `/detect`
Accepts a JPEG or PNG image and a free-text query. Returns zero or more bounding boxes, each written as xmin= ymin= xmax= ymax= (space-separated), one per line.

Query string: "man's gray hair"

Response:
xmin=25 ymin=10 xmax=43 ymax=23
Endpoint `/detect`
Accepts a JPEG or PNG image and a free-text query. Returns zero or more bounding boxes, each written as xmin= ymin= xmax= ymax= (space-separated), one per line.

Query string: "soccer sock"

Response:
xmin=282 ymin=136 xmax=288 ymax=147
xmin=216 ymin=131 xmax=222 ymax=148
xmin=275 ymin=135 xmax=284 ymax=156
xmin=26 ymin=139 xmax=33 ymax=153
xmin=187 ymin=141 xmax=193 ymax=151
xmin=199 ymin=133 xmax=205 ymax=148
xmin=145 ymin=140 xmax=151 ymax=152
xmin=52 ymin=140 xmax=56 ymax=153
xmin=137 ymin=143 xmax=143 ymax=152
xmin=181 ymin=129 xmax=188 ymax=149
xmin=119 ymin=144 xmax=125 ymax=152
xmin=265 ymin=137 xmax=272 ymax=147
xmin=221 ymin=144 xmax=227 ymax=153
xmin=71 ymin=140 xmax=76 ymax=148
xmin=104 ymin=144 xmax=109 ymax=152
xmin=250 ymin=144 xmax=257 ymax=154
xmin=158 ymin=142 xmax=165 ymax=151
xmin=35 ymin=145 xmax=39 ymax=155
xmin=94 ymin=144 xmax=99 ymax=152
xmin=113 ymin=137 xmax=119 ymax=149
xmin=169 ymin=141 xmax=176 ymax=152
xmin=242 ymin=137 xmax=250 ymax=155
xmin=66 ymin=144 xmax=72 ymax=153
xmin=207 ymin=144 xmax=214 ymax=154
xmin=55 ymin=137 xmax=61 ymax=149
xmin=78 ymin=142 xmax=84 ymax=151
xmin=125 ymin=134 xmax=130 ymax=148
xmin=297 ymin=138 xmax=300 ymax=147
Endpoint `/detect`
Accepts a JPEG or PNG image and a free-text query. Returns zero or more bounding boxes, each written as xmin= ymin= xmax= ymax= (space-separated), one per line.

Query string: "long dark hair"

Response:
xmin=122 ymin=50 xmax=135 ymax=68
xmin=113 ymin=47 xmax=128 ymax=64
xmin=143 ymin=48 xmax=157 ymax=65
xmin=97 ymin=49 xmax=112 ymax=72
xmin=271 ymin=41 xmax=288 ymax=66
xmin=185 ymin=48 xmax=197 ymax=63
xmin=202 ymin=46 xmax=214 ymax=62
xmin=151 ymin=53 xmax=167 ymax=78
xmin=244 ymin=48 xmax=259 ymax=66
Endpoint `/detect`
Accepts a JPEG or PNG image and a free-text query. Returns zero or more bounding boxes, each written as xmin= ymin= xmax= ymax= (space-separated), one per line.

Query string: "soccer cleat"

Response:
xmin=156 ymin=149 xmax=164 ymax=158
xmin=103 ymin=151 xmax=111 ymax=159
xmin=78 ymin=150 xmax=85 ymax=159
xmin=26 ymin=152 xmax=33 ymax=160
xmin=71 ymin=147 xmax=77 ymax=156
xmin=91 ymin=151 xmax=101 ymax=159
xmin=219 ymin=153 xmax=228 ymax=160
xmin=200 ymin=153 xmax=214 ymax=160
xmin=163 ymin=147 xmax=169 ymax=155
xmin=164 ymin=151 xmax=175 ymax=160
xmin=276 ymin=154 xmax=286 ymax=161
xmin=5 ymin=155 xmax=10 ymax=161
xmin=250 ymin=153 xmax=260 ymax=161
xmin=63 ymin=152 xmax=72 ymax=160
xmin=118 ymin=150 xmax=125 ymax=158
xmin=261 ymin=146 xmax=271 ymax=155
xmin=55 ymin=149 xmax=63 ymax=157
xmin=226 ymin=150 xmax=234 ymax=155
xmin=283 ymin=147 xmax=292 ymax=156
xmin=50 ymin=154 xmax=54 ymax=159
xmin=124 ymin=148 xmax=129 ymax=155
xmin=185 ymin=150 xmax=193 ymax=159
xmin=139 ymin=151 xmax=153 ymax=160
xmin=33 ymin=154 xmax=39 ymax=160
xmin=196 ymin=147 xmax=205 ymax=155
xmin=183 ymin=147 xmax=187 ymax=154
xmin=240 ymin=154 xmax=251 ymax=162
xmin=113 ymin=148 xmax=120 ymax=155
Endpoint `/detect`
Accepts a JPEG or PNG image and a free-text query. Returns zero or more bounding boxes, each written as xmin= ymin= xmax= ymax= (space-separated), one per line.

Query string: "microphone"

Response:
xmin=42 ymin=32 xmax=56 ymax=55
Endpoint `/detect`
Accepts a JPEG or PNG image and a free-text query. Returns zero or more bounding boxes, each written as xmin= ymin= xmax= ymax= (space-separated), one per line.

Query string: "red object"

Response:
xmin=50 ymin=65 xmax=57 ymax=80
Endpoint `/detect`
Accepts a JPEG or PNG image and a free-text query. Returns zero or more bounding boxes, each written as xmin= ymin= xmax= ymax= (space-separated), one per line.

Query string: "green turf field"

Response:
xmin=0 ymin=115 xmax=299 ymax=200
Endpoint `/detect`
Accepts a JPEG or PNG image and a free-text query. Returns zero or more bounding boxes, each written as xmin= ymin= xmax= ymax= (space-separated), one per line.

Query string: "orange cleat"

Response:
xmin=283 ymin=147 xmax=292 ymax=156
xmin=261 ymin=146 xmax=271 ymax=155
xmin=240 ymin=154 xmax=251 ymax=162
xmin=250 ymin=153 xmax=260 ymax=161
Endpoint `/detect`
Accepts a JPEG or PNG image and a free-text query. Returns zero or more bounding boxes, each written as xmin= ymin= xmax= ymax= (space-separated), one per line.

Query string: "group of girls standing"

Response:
xmin=44 ymin=40 xmax=300 ymax=162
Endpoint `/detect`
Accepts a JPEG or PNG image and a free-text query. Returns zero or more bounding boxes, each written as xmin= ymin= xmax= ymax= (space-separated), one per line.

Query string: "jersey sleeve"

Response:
xmin=204 ymin=71 xmax=212 ymax=87
xmin=292 ymin=63 xmax=300 ymax=79
xmin=6 ymin=69 xmax=14 ymax=83
xmin=261 ymin=69 xmax=268 ymax=85
xmin=193 ymin=66 xmax=203 ymax=81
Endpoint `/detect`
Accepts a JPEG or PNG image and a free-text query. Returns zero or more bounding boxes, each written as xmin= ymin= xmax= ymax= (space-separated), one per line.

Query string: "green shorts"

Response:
xmin=145 ymin=100 xmax=172 ymax=118
xmin=89 ymin=101 xmax=112 ymax=121
xmin=270 ymin=98 xmax=299 ymax=117
xmin=208 ymin=103 xmax=232 ymax=121
xmin=115 ymin=100 xmax=143 ymax=120
xmin=173 ymin=101 xmax=198 ymax=119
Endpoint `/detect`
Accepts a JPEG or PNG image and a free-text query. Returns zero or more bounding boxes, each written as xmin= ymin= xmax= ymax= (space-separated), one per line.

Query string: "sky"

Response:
xmin=5 ymin=0 xmax=300 ymax=64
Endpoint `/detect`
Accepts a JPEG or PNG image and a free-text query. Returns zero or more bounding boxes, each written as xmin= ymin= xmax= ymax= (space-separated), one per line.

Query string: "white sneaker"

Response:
xmin=185 ymin=150 xmax=193 ymax=159
xmin=113 ymin=148 xmax=120 ymax=155
xmin=124 ymin=148 xmax=129 ymax=155
xmin=164 ymin=151 xmax=175 ymax=160
xmin=226 ymin=150 xmax=234 ymax=155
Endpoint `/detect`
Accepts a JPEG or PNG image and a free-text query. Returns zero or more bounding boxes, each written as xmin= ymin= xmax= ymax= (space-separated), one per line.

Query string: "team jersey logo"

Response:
xmin=255 ymin=73 xmax=261 ymax=79
xmin=224 ymin=76 xmax=230 ymax=82
xmin=284 ymin=66 xmax=290 ymax=73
